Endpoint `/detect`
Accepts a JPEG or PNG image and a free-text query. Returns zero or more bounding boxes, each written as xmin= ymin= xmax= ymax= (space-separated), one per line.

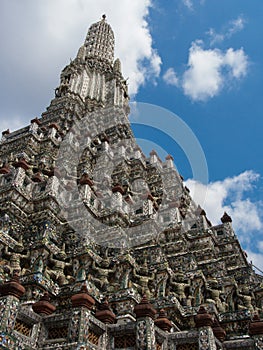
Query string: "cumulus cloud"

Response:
xmin=162 ymin=15 xmax=248 ymax=100
xmin=224 ymin=48 xmax=248 ymax=79
xmin=185 ymin=170 xmax=263 ymax=233
xmin=182 ymin=41 xmax=248 ymax=101
xmin=0 ymin=0 xmax=161 ymax=130
xmin=208 ymin=15 xmax=246 ymax=45
xmin=163 ymin=68 xmax=179 ymax=86
xmin=185 ymin=170 xmax=263 ymax=271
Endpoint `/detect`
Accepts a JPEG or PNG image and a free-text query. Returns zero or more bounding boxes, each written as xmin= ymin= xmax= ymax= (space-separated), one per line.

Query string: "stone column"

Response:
xmin=69 ymin=285 xmax=95 ymax=346
xmin=134 ymin=295 xmax=157 ymax=350
xmin=195 ymin=306 xmax=217 ymax=350
xmin=112 ymin=185 xmax=124 ymax=212
xmin=0 ymin=273 xmax=25 ymax=348
xmin=95 ymin=299 xmax=116 ymax=350
xmin=249 ymin=314 xmax=263 ymax=349
xmin=32 ymin=292 xmax=56 ymax=347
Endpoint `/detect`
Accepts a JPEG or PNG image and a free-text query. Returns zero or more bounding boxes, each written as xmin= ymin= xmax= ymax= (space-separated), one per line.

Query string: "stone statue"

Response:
xmin=205 ymin=278 xmax=225 ymax=312
xmin=91 ymin=259 xmax=116 ymax=291
xmin=4 ymin=246 xmax=30 ymax=275
xmin=46 ymin=252 xmax=72 ymax=285
xmin=132 ymin=262 xmax=155 ymax=298
xmin=169 ymin=271 xmax=190 ymax=304
xmin=114 ymin=261 xmax=132 ymax=290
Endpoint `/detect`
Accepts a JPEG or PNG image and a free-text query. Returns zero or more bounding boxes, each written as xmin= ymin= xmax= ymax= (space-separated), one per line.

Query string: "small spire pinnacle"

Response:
xmin=102 ymin=14 xmax=106 ymax=20
xmin=84 ymin=14 xmax=114 ymax=64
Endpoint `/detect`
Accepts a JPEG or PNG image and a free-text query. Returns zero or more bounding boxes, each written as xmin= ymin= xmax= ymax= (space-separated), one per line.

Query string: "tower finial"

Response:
xmin=84 ymin=15 xmax=114 ymax=64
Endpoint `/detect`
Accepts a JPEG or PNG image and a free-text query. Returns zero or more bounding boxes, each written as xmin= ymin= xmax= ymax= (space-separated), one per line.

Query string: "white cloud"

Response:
xmin=185 ymin=170 xmax=263 ymax=271
xmin=207 ymin=29 xmax=225 ymax=45
xmin=0 ymin=0 xmax=161 ymax=127
xmin=185 ymin=170 xmax=263 ymax=233
xmin=182 ymin=0 xmax=193 ymax=10
xmin=224 ymin=48 xmax=248 ymax=78
xmin=182 ymin=41 xmax=248 ymax=101
xmin=182 ymin=0 xmax=205 ymax=10
xmin=163 ymin=68 xmax=179 ymax=86
xmin=246 ymin=250 xmax=263 ymax=274
xmin=182 ymin=42 xmax=223 ymax=101
xmin=146 ymin=50 xmax=162 ymax=83
xmin=259 ymin=241 xmax=263 ymax=252
xmin=228 ymin=16 xmax=246 ymax=35
xmin=0 ymin=116 xmax=25 ymax=135
xmin=208 ymin=15 xmax=246 ymax=45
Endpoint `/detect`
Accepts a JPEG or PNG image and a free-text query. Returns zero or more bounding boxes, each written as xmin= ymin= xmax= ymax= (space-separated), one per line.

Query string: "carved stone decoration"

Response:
xmin=68 ymin=309 xmax=81 ymax=343
xmin=255 ymin=336 xmax=263 ymax=350
xmin=0 ymin=296 xmax=19 ymax=334
xmin=199 ymin=328 xmax=217 ymax=350
xmin=136 ymin=319 xmax=147 ymax=349
xmin=136 ymin=317 xmax=156 ymax=350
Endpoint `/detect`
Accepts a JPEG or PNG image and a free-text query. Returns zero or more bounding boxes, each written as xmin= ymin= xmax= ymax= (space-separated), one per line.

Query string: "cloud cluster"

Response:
xmin=182 ymin=0 xmax=205 ymax=10
xmin=185 ymin=171 xmax=263 ymax=270
xmin=246 ymin=250 xmax=263 ymax=274
xmin=208 ymin=15 xmax=246 ymax=45
xmin=163 ymin=15 xmax=248 ymax=102
xmin=164 ymin=41 xmax=248 ymax=101
xmin=182 ymin=42 xmax=248 ymax=101
xmin=185 ymin=170 xmax=262 ymax=231
xmin=163 ymin=68 xmax=179 ymax=86
xmin=182 ymin=0 xmax=193 ymax=10
xmin=0 ymin=0 xmax=161 ymax=129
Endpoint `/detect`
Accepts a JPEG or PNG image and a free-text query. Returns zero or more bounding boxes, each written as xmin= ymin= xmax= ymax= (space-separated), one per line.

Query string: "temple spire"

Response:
xmin=84 ymin=14 xmax=115 ymax=64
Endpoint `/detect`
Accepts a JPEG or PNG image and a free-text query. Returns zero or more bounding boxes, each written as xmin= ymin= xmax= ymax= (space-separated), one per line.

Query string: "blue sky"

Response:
xmin=0 ymin=0 xmax=263 ymax=270
xmin=138 ymin=0 xmax=263 ymax=272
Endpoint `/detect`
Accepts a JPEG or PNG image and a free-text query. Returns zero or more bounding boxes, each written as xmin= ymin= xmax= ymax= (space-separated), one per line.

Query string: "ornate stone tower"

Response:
xmin=0 ymin=16 xmax=263 ymax=350
xmin=54 ymin=14 xmax=128 ymax=110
